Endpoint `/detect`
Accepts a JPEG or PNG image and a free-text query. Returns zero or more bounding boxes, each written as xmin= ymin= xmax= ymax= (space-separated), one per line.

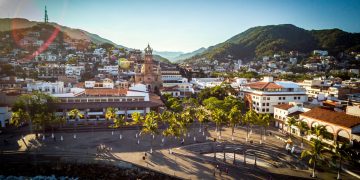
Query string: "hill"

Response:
xmin=185 ymin=24 xmax=360 ymax=63
xmin=153 ymin=51 xmax=183 ymax=61
xmin=173 ymin=47 xmax=206 ymax=62
xmin=0 ymin=18 xmax=124 ymax=48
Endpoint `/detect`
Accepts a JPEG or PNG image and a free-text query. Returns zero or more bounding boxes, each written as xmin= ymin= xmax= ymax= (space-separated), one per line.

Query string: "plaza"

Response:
xmin=1 ymin=123 xmax=358 ymax=179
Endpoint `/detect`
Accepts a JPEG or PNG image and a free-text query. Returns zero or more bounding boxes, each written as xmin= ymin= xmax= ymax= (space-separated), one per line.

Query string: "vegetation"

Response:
xmin=11 ymin=92 xmax=58 ymax=135
xmin=184 ymin=24 xmax=360 ymax=63
xmin=301 ymin=139 xmax=326 ymax=178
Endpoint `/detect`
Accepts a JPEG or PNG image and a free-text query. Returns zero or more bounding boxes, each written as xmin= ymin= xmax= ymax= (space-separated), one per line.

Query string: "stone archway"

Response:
xmin=324 ymin=125 xmax=335 ymax=141
xmin=311 ymin=121 xmax=319 ymax=129
xmin=336 ymin=129 xmax=351 ymax=143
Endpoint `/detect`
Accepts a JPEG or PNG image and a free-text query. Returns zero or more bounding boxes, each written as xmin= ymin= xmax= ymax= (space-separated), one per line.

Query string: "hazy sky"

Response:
xmin=1 ymin=0 xmax=360 ymax=52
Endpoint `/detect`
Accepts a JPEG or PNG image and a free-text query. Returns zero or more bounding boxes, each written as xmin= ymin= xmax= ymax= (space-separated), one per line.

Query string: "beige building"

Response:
xmin=134 ymin=44 xmax=162 ymax=93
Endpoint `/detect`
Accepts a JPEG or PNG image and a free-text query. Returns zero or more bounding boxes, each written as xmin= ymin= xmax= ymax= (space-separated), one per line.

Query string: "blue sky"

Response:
xmin=1 ymin=0 xmax=360 ymax=52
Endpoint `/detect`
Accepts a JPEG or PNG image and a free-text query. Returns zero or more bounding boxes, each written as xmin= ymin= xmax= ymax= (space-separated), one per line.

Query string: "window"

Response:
xmin=267 ymin=103 xmax=269 ymax=106
xmin=278 ymin=102 xmax=281 ymax=105
xmin=282 ymin=97 xmax=285 ymax=100
xmin=294 ymin=97 xmax=297 ymax=100
xmin=262 ymin=109 xmax=265 ymax=112
xmin=262 ymin=103 xmax=265 ymax=106
xmin=298 ymin=96 xmax=301 ymax=99
xmin=267 ymin=97 xmax=270 ymax=100
xmin=278 ymin=97 xmax=281 ymax=100
xmin=257 ymin=102 xmax=259 ymax=105
xmin=263 ymin=97 xmax=266 ymax=100
xmin=266 ymin=108 xmax=269 ymax=112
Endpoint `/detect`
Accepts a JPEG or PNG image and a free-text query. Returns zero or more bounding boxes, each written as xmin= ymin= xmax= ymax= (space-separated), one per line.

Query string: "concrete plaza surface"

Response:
xmin=0 ymin=125 xmax=358 ymax=180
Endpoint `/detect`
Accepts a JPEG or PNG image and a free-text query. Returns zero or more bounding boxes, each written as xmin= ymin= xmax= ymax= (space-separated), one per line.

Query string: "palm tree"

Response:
xmin=244 ymin=110 xmax=255 ymax=140
xmin=311 ymin=125 xmax=327 ymax=141
xmin=301 ymin=139 xmax=326 ymax=178
xmin=105 ymin=107 xmax=117 ymax=127
xmin=296 ymin=121 xmax=310 ymax=148
xmin=195 ymin=106 xmax=207 ymax=133
xmin=286 ymin=116 xmax=297 ymax=139
xmin=210 ymin=108 xmax=225 ymax=139
xmin=228 ymin=106 xmax=242 ymax=141
xmin=68 ymin=109 xmax=83 ymax=138
xmin=332 ymin=142 xmax=353 ymax=180
xmin=114 ymin=115 xmax=126 ymax=139
xmin=131 ymin=112 xmax=143 ymax=124
xmin=141 ymin=111 xmax=159 ymax=153
xmin=131 ymin=112 xmax=143 ymax=139
xmin=258 ymin=113 xmax=271 ymax=142
xmin=163 ymin=112 xmax=182 ymax=140
xmin=179 ymin=108 xmax=194 ymax=142
xmin=10 ymin=109 xmax=30 ymax=127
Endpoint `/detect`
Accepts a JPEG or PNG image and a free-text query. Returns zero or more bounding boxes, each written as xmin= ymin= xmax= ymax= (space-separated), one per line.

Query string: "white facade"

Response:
xmin=98 ymin=65 xmax=118 ymax=75
xmin=27 ymin=81 xmax=65 ymax=94
xmin=65 ymin=65 xmax=85 ymax=77
xmin=191 ymin=78 xmax=223 ymax=89
xmin=273 ymin=102 xmax=310 ymax=132
xmin=240 ymin=77 xmax=308 ymax=114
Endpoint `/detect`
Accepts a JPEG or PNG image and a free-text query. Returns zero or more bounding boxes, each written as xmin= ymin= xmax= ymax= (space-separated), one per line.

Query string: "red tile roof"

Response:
xmin=246 ymin=82 xmax=283 ymax=89
xmin=274 ymin=104 xmax=294 ymax=110
xmin=85 ymin=88 xmax=127 ymax=96
xmin=300 ymin=107 xmax=360 ymax=128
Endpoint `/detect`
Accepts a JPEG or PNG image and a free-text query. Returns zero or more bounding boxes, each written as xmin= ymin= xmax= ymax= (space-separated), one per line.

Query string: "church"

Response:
xmin=134 ymin=44 xmax=162 ymax=93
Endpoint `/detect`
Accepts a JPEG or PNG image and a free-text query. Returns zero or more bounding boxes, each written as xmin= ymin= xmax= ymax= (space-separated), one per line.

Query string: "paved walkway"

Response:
xmin=0 ymin=125 xmax=358 ymax=179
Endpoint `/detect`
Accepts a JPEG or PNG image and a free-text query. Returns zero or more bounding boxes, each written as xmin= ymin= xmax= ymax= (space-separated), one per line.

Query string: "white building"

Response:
xmin=160 ymin=82 xmax=194 ymax=98
xmin=65 ymin=64 xmax=85 ymax=77
xmin=191 ymin=78 xmax=223 ymax=89
xmin=84 ymin=79 xmax=114 ymax=89
xmin=273 ymin=102 xmax=310 ymax=133
xmin=98 ymin=65 xmax=119 ymax=76
xmin=239 ymin=77 xmax=307 ymax=114
xmin=27 ymin=81 xmax=66 ymax=94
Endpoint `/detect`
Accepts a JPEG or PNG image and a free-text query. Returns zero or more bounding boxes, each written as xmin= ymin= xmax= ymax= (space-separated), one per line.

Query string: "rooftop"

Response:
xmin=85 ymin=88 xmax=127 ymax=96
xmin=274 ymin=104 xmax=294 ymax=110
xmin=246 ymin=82 xmax=283 ymax=90
xmin=301 ymin=107 xmax=360 ymax=128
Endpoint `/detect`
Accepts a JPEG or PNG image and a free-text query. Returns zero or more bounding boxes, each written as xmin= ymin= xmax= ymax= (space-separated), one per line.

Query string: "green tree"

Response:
xmin=301 ymin=139 xmax=326 ymax=178
xmin=11 ymin=92 xmax=58 ymax=135
xmin=210 ymin=108 xmax=226 ymax=139
xmin=141 ymin=111 xmax=159 ymax=153
xmin=179 ymin=107 xmax=195 ymax=143
xmin=68 ymin=108 xmax=83 ymax=138
xmin=287 ymin=116 xmax=297 ymax=138
xmin=296 ymin=121 xmax=310 ymax=147
xmin=244 ymin=110 xmax=256 ymax=140
xmin=131 ymin=112 xmax=143 ymax=124
xmin=195 ymin=106 xmax=208 ymax=132
xmin=105 ymin=107 xmax=117 ymax=126
xmin=332 ymin=142 xmax=353 ymax=180
xmin=311 ymin=125 xmax=327 ymax=140
xmin=163 ymin=112 xmax=182 ymax=139
xmin=258 ymin=113 xmax=271 ymax=142
xmin=114 ymin=115 xmax=127 ymax=139
xmin=228 ymin=106 xmax=242 ymax=140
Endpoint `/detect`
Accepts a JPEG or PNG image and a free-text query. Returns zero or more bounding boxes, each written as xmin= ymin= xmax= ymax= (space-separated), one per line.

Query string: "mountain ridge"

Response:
xmin=183 ymin=24 xmax=360 ymax=64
